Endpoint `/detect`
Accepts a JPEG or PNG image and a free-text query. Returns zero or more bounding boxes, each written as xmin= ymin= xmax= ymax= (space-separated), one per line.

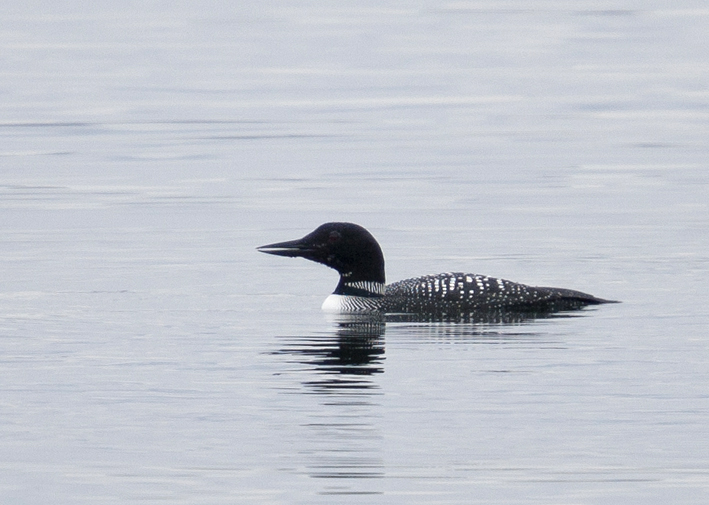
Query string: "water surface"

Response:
xmin=1 ymin=2 xmax=708 ymax=503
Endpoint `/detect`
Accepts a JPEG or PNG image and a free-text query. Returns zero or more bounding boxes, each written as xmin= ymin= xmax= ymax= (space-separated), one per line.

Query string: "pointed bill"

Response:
xmin=256 ymin=238 xmax=314 ymax=258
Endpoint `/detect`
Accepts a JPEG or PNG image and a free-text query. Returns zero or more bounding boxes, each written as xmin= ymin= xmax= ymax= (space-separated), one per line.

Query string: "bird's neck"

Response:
xmin=335 ymin=277 xmax=386 ymax=298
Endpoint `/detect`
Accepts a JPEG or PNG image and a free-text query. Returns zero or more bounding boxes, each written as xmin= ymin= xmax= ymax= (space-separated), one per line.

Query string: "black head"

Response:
xmin=257 ymin=222 xmax=386 ymax=284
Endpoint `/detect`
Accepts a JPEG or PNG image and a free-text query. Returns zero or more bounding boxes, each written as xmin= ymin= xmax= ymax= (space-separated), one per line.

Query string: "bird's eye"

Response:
xmin=328 ymin=231 xmax=341 ymax=243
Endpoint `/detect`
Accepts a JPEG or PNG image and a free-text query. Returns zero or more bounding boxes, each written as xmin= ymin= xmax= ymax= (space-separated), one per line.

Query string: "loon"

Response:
xmin=257 ymin=222 xmax=617 ymax=315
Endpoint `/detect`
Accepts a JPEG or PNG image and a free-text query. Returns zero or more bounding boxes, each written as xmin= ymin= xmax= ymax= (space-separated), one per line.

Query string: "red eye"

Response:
xmin=328 ymin=231 xmax=341 ymax=243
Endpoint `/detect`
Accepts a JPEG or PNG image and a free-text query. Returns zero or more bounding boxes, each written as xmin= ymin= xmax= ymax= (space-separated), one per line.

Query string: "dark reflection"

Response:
xmin=276 ymin=310 xmax=595 ymax=382
xmin=384 ymin=307 xmax=589 ymax=324
xmin=273 ymin=314 xmax=386 ymax=394
xmin=381 ymin=309 xmax=593 ymax=348
xmin=274 ymin=309 xmax=594 ymax=392
xmin=272 ymin=309 xmax=595 ymax=488
xmin=273 ymin=314 xmax=387 ymax=486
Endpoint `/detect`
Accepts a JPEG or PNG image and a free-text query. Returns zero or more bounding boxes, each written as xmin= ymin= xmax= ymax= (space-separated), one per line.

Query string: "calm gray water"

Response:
xmin=1 ymin=2 xmax=708 ymax=503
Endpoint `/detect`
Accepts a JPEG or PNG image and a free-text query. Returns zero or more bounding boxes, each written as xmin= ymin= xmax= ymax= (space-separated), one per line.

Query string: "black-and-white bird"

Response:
xmin=258 ymin=222 xmax=617 ymax=315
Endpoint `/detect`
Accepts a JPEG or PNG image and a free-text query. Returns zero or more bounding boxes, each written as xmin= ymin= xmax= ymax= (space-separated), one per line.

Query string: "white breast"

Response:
xmin=321 ymin=294 xmax=346 ymax=312
xmin=321 ymin=294 xmax=381 ymax=313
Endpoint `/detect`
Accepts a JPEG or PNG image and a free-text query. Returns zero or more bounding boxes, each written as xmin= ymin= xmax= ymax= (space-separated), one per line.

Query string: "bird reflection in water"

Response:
xmin=272 ymin=309 xmax=593 ymax=490
xmin=274 ymin=308 xmax=587 ymax=393
xmin=273 ymin=314 xmax=387 ymax=487
xmin=274 ymin=314 xmax=386 ymax=394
